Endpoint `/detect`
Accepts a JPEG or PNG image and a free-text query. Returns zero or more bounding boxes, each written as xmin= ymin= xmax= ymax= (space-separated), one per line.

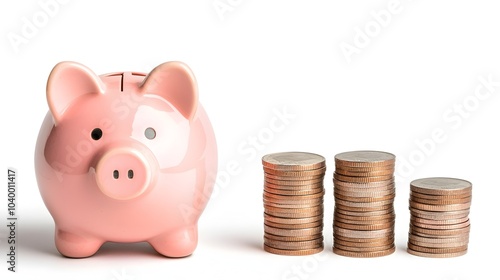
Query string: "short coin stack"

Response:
xmin=408 ymin=177 xmax=472 ymax=258
xmin=333 ymin=150 xmax=396 ymax=257
xmin=262 ymin=152 xmax=326 ymax=256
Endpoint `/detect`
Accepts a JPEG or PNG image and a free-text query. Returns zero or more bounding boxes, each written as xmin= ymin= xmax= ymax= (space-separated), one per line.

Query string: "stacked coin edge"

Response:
xmin=262 ymin=152 xmax=326 ymax=256
xmin=407 ymin=177 xmax=472 ymax=258
xmin=333 ymin=150 xmax=396 ymax=258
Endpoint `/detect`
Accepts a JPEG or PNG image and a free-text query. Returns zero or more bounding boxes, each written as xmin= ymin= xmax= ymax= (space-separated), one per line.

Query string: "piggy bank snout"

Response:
xmin=95 ymin=147 xmax=154 ymax=200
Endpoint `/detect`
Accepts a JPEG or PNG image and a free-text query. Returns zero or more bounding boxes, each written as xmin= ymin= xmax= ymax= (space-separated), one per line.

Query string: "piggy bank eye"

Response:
xmin=91 ymin=128 xmax=103 ymax=140
xmin=144 ymin=127 xmax=156 ymax=140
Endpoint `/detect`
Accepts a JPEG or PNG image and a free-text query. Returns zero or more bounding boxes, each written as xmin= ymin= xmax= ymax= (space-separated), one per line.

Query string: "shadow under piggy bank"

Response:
xmin=21 ymin=222 xmax=177 ymax=259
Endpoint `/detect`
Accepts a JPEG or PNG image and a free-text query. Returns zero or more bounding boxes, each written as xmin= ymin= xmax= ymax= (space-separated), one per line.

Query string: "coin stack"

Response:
xmin=332 ymin=150 xmax=396 ymax=257
xmin=262 ymin=152 xmax=326 ymax=256
xmin=408 ymin=177 xmax=472 ymax=258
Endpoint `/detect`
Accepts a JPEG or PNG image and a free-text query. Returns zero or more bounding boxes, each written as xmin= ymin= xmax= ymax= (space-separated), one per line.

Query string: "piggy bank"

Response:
xmin=34 ymin=61 xmax=217 ymax=258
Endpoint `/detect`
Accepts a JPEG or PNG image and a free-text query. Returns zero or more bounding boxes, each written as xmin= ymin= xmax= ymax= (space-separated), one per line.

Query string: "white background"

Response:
xmin=1 ymin=0 xmax=499 ymax=279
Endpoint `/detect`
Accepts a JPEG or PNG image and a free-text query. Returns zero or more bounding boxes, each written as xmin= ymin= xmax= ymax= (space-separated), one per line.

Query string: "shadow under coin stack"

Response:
xmin=262 ymin=152 xmax=326 ymax=256
xmin=333 ymin=150 xmax=396 ymax=257
xmin=408 ymin=177 xmax=472 ymax=258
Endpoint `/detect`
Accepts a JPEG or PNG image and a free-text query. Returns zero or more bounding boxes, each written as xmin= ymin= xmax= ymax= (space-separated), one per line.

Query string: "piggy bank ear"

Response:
xmin=140 ymin=62 xmax=198 ymax=120
xmin=47 ymin=61 xmax=105 ymax=125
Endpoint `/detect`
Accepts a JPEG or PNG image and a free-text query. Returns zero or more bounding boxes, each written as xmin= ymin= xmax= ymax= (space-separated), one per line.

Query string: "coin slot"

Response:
xmin=120 ymin=73 xmax=123 ymax=92
xmin=105 ymin=73 xmax=124 ymax=92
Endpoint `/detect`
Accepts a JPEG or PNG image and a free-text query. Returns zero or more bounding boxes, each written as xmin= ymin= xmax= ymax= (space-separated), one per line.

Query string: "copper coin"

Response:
xmin=334 ymin=188 xmax=395 ymax=198
xmin=408 ymin=233 xmax=469 ymax=244
xmin=408 ymin=236 xmax=469 ymax=246
xmin=409 ymin=232 xmax=470 ymax=240
xmin=334 ymin=151 xmax=396 ymax=167
xmin=264 ymin=202 xmax=324 ymax=210
xmin=264 ymin=198 xmax=323 ymax=208
xmin=334 ymin=184 xmax=395 ymax=194
xmin=334 ymin=243 xmax=394 ymax=253
xmin=407 ymin=248 xmax=467 ymax=258
xmin=266 ymin=177 xmax=324 ymax=186
xmin=335 ymin=212 xmax=395 ymax=222
xmin=408 ymin=240 xmax=469 ymax=248
xmin=265 ymin=209 xmax=323 ymax=218
xmin=410 ymin=196 xmax=472 ymax=205
xmin=334 ymin=187 xmax=395 ymax=197
xmin=265 ymin=207 xmax=323 ymax=217
xmin=264 ymin=213 xmax=323 ymax=224
xmin=262 ymin=152 xmax=326 ymax=171
xmin=264 ymin=233 xmax=323 ymax=242
xmin=410 ymin=219 xmax=470 ymax=230
xmin=409 ymin=208 xmax=469 ymax=220
xmin=338 ymin=167 xmax=394 ymax=175
xmin=263 ymin=198 xmax=323 ymax=206
xmin=407 ymin=243 xmax=467 ymax=254
xmin=263 ymin=167 xmax=326 ymax=177
xmin=334 ymin=165 xmax=395 ymax=172
xmin=335 ymin=198 xmax=394 ymax=208
xmin=265 ymin=180 xmax=324 ymax=189
xmin=264 ymin=244 xmax=324 ymax=256
xmin=336 ymin=204 xmax=394 ymax=214
xmin=265 ymin=225 xmax=323 ymax=237
xmin=334 ymin=221 xmax=394 ymax=231
xmin=264 ymin=185 xmax=324 ymax=193
xmin=410 ymin=216 xmax=469 ymax=225
xmin=264 ymin=242 xmax=323 ymax=251
xmin=335 ymin=168 xmax=394 ymax=177
xmin=333 ymin=246 xmax=395 ymax=258
xmin=410 ymin=191 xmax=471 ymax=200
xmin=264 ymin=206 xmax=323 ymax=218
xmin=264 ymin=204 xmax=323 ymax=213
xmin=409 ymin=232 xmax=470 ymax=239
xmin=409 ymin=200 xmax=471 ymax=211
xmin=265 ymin=235 xmax=323 ymax=244
xmin=265 ymin=185 xmax=324 ymax=196
xmin=333 ymin=227 xmax=394 ymax=239
xmin=409 ymin=213 xmax=469 ymax=221
xmin=265 ymin=173 xmax=325 ymax=181
xmin=334 ymin=235 xmax=394 ymax=243
xmin=334 ymin=173 xmax=394 ymax=183
xmin=265 ymin=220 xmax=323 ymax=229
xmin=335 ymin=217 xmax=394 ymax=226
xmin=336 ymin=211 xmax=395 ymax=220
xmin=264 ymin=190 xmax=325 ymax=200
xmin=264 ymin=237 xmax=324 ymax=250
xmin=409 ymin=224 xmax=470 ymax=236
xmin=334 ymin=193 xmax=395 ymax=203
xmin=335 ymin=216 xmax=394 ymax=226
xmin=410 ymin=177 xmax=472 ymax=195
xmin=334 ymin=237 xmax=394 ymax=248
xmin=333 ymin=183 xmax=395 ymax=192
xmin=333 ymin=178 xmax=395 ymax=188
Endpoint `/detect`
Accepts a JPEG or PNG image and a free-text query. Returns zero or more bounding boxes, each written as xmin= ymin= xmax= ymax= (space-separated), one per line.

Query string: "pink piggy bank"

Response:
xmin=35 ymin=61 xmax=217 ymax=258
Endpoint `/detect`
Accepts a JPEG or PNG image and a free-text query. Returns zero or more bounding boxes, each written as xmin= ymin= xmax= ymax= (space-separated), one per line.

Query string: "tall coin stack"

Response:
xmin=408 ymin=177 xmax=472 ymax=258
xmin=262 ymin=152 xmax=326 ymax=256
xmin=333 ymin=150 xmax=396 ymax=257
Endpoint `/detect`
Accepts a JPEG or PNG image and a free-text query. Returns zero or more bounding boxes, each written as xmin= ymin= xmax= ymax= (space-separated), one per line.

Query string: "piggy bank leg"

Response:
xmin=55 ymin=227 xmax=104 ymax=258
xmin=149 ymin=225 xmax=198 ymax=258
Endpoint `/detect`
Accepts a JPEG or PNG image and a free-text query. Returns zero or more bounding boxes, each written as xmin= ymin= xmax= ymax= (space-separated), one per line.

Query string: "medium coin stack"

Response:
xmin=333 ymin=150 xmax=396 ymax=257
xmin=262 ymin=152 xmax=326 ymax=256
xmin=408 ymin=177 xmax=472 ymax=258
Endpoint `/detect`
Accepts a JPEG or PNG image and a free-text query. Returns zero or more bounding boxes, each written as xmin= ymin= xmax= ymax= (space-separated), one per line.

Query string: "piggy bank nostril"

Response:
xmin=128 ymin=170 xmax=134 ymax=179
xmin=113 ymin=170 xmax=119 ymax=179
